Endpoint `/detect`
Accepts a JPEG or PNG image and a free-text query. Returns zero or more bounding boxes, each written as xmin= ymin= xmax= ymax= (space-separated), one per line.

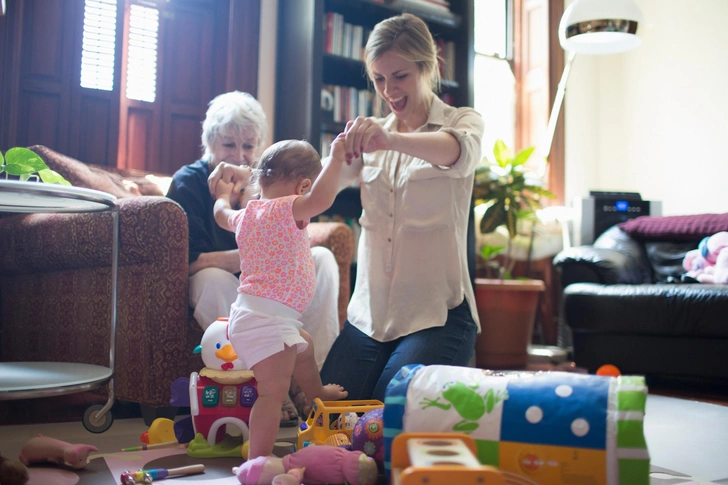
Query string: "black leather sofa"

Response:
xmin=553 ymin=215 xmax=728 ymax=385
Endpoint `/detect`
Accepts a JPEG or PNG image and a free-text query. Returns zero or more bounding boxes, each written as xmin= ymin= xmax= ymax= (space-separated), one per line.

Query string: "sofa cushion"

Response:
xmin=28 ymin=145 xmax=138 ymax=198
xmin=619 ymin=213 xmax=728 ymax=242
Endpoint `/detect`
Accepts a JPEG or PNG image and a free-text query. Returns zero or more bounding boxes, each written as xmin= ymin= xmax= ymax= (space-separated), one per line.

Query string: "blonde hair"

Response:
xmin=364 ymin=13 xmax=440 ymax=92
xmin=201 ymin=91 xmax=268 ymax=161
xmin=256 ymin=140 xmax=321 ymax=188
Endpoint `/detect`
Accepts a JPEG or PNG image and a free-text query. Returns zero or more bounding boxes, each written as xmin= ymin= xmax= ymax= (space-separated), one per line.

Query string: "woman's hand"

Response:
xmin=208 ymin=162 xmax=252 ymax=198
xmin=344 ymin=116 xmax=393 ymax=160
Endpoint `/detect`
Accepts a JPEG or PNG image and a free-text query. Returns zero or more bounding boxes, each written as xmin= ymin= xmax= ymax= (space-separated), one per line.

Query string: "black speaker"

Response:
xmin=575 ymin=191 xmax=662 ymax=245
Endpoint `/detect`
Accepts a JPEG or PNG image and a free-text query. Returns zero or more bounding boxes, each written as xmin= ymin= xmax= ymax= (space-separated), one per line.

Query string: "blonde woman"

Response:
xmin=320 ymin=14 xmax=485 ymax=401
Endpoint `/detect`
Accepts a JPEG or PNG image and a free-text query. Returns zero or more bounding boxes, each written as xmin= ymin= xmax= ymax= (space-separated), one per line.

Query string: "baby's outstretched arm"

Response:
xmin=213 ymin=179 xmax=236 ymax=231
xmin=292 ymin=133 xmax=348 ymax=221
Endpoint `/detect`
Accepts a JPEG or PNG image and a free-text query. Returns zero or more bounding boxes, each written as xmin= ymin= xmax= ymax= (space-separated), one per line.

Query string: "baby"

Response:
xmin=213 ymin=135 xmax=348 ymax=459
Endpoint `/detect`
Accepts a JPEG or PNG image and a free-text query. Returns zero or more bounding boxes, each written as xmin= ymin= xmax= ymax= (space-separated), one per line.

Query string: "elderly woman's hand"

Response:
xmin=208 ymin=162 xmax=252 ymax=198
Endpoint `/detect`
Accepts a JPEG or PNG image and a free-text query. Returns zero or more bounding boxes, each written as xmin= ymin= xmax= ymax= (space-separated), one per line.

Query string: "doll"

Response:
xmin=235 ymin=445 xmax=377 ymax=485
xmin=18 ymin=435 xmax=97 ymax=469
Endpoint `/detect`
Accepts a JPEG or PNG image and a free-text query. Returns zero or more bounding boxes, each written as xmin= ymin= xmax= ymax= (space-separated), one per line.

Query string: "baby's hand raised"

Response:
xmin=330 ymin=132 xmax=350 ymax=164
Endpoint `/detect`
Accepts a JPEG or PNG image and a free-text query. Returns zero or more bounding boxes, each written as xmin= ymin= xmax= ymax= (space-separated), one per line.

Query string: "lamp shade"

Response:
xmin=559 ymin=0 xmax=645 ymax=55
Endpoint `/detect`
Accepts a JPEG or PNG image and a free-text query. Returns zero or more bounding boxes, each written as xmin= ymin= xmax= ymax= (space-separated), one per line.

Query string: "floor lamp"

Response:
xmin=544 ymin=0 xmax=646 ymax=159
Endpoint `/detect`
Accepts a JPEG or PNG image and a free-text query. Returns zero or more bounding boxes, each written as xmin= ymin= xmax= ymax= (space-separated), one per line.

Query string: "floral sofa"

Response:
xmin=0 ymin=145 xmax=354 ymax=413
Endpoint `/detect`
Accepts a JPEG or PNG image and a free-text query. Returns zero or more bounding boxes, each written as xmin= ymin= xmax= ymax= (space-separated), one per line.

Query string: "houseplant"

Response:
xmin=1 ymin=147 xmax=70 ymax=184
xmin=472 ymin=139 xmax=555 ymax=369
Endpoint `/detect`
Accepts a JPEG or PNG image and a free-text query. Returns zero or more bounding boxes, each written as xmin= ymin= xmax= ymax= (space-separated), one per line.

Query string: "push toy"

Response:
xmin=390 ymin=432 xmax=503 ymax=485
xmin=18 ymin=435 xmax=98 ymax=469
xmin=120 ymin=464 xmax=205 ymax=484
xmin=170 ymin=318 xmax=259 ymax=457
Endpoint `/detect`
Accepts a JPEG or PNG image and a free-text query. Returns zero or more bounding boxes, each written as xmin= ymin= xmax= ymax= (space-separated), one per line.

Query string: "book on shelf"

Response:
xmin=323 ymin=12 xmax=368 ymax=61
xmin=436 ymin=38 xmax=456 ymax=82
xmin=322 ymin=84 xmax=374 ymax=124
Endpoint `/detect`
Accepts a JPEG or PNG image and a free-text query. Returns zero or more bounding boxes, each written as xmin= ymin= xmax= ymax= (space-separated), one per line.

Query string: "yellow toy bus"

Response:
xmin=296 ymin=398 xmax=383 ymax=450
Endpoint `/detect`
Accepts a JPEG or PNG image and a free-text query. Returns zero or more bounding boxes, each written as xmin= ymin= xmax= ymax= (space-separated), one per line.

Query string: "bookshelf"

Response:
xmin=275 ymin=0 xmax=474 ymax=154
xmin=275 ymin=0 xmax=476 ymax=289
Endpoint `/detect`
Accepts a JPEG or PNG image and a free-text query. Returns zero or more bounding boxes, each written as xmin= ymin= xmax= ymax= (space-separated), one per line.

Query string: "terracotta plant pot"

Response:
xmin=474 ymin=278 xmax=545 ymax=369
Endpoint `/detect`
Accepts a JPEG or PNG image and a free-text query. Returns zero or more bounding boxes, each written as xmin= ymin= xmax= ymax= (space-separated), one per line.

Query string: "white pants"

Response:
xmin=189 ymin=246 xmax=340 ymax=369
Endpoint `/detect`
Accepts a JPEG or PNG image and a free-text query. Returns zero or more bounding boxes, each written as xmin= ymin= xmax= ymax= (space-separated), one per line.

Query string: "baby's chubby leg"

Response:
xmin=294 ymin=329 xmax=348 ymax=402
xmin=249 ymin=346 xmax=297 ymax=459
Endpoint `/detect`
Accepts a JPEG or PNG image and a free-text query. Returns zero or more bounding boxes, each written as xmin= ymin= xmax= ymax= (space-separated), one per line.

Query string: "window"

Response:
xmin=80 ymin=0 xmax=118 ymax=91
xmin=473 ymin=0 xmax=516 ymax=160
xmin=125 ymin=4 xmax=160 ymax=103
xmin=80 ymin=0 xmax=161 ymax=103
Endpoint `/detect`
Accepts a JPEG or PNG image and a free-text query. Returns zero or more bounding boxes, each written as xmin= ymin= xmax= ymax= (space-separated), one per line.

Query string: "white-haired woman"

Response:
xmin=167 ymin=91 xmax=340 ymax=424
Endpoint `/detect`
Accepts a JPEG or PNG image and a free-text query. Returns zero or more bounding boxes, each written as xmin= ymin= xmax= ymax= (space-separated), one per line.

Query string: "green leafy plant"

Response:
xmin=473 ymin=139 xmax=555 ymax=279
xmin=0 ymin=147 xmax=70 ymax=185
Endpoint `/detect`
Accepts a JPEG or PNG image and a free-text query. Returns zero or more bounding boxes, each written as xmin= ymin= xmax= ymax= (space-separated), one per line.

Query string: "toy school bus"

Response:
xmin=297 ymin=398 xmax=383 ymax=450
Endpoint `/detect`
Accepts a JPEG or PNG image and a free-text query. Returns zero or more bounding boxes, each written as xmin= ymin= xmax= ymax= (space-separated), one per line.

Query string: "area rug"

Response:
xmin=23 ymin=449 xmax=724 ymax=485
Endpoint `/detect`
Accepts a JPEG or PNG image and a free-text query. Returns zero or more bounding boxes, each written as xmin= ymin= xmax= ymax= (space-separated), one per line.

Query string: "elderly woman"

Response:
xmin=166 ymin=91 xmax=340 ymax=424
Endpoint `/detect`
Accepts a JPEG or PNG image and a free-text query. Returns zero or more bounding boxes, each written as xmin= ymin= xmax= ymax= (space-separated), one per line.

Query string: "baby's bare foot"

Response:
xmin=320 ymin=383 xmax=348 ymax=401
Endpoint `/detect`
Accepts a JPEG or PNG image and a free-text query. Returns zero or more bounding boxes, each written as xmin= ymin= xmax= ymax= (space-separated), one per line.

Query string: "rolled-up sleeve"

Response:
xmin=437 ymin=107 xmax=484 ymax=177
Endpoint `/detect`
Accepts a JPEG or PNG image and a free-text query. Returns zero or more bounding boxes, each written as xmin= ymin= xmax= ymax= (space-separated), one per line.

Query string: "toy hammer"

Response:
xmin=120 ymin=464 xmax=204 ymax=484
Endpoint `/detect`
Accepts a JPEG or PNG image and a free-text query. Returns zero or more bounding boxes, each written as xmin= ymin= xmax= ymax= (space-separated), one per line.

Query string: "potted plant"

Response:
xmin=1 ymin=147 xmax=70 ymax=184
xmin=472 ymin=139 xmax=555 ymax=369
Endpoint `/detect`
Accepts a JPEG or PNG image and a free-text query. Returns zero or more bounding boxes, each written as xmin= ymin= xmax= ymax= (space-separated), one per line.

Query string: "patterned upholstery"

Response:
xmin=0 ymin=146 xmax=354 ymax=408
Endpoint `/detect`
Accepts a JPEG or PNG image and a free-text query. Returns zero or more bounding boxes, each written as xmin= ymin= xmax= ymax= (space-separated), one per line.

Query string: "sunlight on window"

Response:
xmin=126 ymin=4 xmax=159 ymax=103
xmin=80 ymin=0 xmax=117 ymax=91
xmin=474 ymin=55 xmax=516 ymax=161
xmin=474 ymin=0 xmax=510 ymax=59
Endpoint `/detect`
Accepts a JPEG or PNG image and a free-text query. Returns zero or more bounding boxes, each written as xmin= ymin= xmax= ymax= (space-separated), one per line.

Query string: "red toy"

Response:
xmin=18 ymin=435 xmax=97 ymax=469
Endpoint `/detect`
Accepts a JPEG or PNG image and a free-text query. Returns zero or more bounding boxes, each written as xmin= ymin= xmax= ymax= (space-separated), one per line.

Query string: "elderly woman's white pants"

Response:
xmin=188 ymin=246 xmax=340 ymax=369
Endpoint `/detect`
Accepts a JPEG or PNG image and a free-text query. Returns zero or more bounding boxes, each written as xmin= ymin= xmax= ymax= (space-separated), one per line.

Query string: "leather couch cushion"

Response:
xmin=619 ymin=213 xmax=728 ymax=242
xmin=564 ymin=283 xmax=728 ymax=338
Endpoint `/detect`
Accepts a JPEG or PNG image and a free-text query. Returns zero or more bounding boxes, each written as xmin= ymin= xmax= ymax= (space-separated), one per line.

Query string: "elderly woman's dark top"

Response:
xmin=167 ymin=159 xmax=236 ymax=263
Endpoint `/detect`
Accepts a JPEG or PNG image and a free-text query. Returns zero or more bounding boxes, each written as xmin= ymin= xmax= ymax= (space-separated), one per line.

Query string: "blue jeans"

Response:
xmin=319 ymin=299 xmax=477 ymax=402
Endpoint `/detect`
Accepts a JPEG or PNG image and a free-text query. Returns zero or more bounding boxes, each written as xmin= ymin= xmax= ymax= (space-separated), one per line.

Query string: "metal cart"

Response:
xmin=0 ymin=180 xmax=119 ymax=432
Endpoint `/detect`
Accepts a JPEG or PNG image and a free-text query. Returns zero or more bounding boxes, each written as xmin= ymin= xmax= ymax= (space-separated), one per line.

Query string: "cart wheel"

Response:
xmin=83 ymin=404 xmax=113 ymax=433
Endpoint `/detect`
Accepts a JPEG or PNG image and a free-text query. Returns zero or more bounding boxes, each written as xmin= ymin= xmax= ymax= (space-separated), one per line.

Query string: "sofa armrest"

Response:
xmin=308 ymin=222 xmax=355 ymax=327
xmin=0 ymin=197 xmax=186 ymax=274
xmin=553 ymin=245 xmax=646 ymax=287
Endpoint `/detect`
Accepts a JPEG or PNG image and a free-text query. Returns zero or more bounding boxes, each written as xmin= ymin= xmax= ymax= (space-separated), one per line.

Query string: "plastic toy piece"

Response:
xmin=120 ymin=464 xmax=204 ymax=484
xmin=18 ymin=435 xmax=98 ymax=469
xmin=596 ymin=364 xmax=621 ymax=377
xmin=121 ymin=441 xmax=182 ymax=452
xmin=297 ymin=398 xmax=383 ymax=450
xmin=390 ymin=433 xmax=504 ymax=485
